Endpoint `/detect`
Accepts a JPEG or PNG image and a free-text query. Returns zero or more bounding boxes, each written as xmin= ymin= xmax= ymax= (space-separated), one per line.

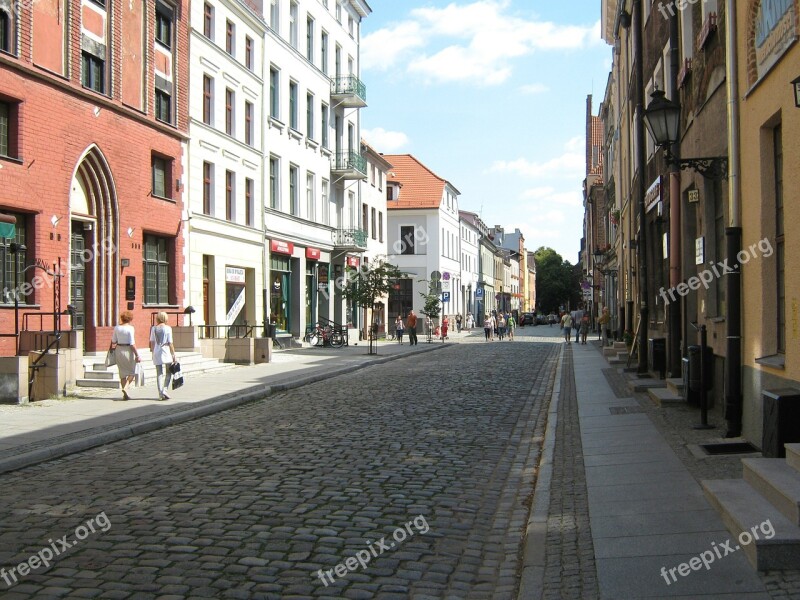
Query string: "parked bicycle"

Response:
xmin=305 ymin=323 xmax=345 ymax=348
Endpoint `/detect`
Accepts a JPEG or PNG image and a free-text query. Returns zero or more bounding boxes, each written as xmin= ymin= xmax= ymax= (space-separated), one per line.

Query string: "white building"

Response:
xmin=185 ymin=0 xmax=267 ymax=333
xmin=458 ymin=211 xmax=482 ymax=321
xmin=263 ymin=0 xmax=371 ymax=340
xmin=384 ymin=154 xmax=461 ymax=327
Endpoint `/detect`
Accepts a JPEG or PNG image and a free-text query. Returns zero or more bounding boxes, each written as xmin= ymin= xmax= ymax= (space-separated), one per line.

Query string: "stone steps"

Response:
xmin=742 ymin=458 xmax=800 ymax=526
xmin=646 ymin=387 xmax=684 ymax=407
xmin=666 ymin=377 xmax=685 ymax=396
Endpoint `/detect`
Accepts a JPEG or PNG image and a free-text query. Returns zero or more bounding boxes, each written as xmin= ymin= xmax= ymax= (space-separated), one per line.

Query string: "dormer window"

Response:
xmin=387 ymin=182 xmax=401 ymax=201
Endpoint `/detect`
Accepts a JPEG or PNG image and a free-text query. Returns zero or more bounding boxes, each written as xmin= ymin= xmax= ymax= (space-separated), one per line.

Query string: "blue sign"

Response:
xmin=442 ymin=291 xmax=450 ymax=302
xmin=475 ymin=288 xmax=484 ymax=298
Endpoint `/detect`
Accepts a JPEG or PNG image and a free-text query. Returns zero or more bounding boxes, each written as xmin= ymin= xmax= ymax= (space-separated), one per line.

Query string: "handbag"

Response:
xmin=105 ymin=348 xmax=116 ymax=368
xmin=170 ymin=362 xmax=184 ymax=390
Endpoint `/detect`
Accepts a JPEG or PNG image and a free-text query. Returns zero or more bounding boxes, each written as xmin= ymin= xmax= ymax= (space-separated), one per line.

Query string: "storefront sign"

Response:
xmin=752 ymin=0 xmax=797 ymax=85
xmin=306 ymin=247 xmax=321 ymax=260
xmin=317 ymin=263 xmax=329 ymax=288
xmin=225 ymin=267 xmax=246 ymax=284
xmin=270 ymin=239 xmax=294 ymax=255
xmin=645 ymin=177 xmax=662 ymax=213
xmin=346 ymin=256 xmax=359 ymax=268
xmin=226 ymin=287 xmax=246 ymax=325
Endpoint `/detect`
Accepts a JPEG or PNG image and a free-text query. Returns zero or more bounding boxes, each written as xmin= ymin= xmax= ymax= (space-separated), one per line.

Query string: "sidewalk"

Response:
xmin=523 ymin=339 xmax=771 ymax=599
xmin=0 ymin=340 xmax=446 ymax=475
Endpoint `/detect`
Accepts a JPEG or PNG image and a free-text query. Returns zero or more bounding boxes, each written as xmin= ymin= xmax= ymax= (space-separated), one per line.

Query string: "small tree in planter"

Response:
xmin=419 ymin=283 xmax=442 ymax=342
xmin=340 ymin=259 xmax=401 ymax=355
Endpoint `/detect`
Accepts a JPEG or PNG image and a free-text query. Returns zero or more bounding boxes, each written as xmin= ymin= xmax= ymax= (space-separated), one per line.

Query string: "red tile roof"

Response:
xmin=382 ymin=154 xmax=447 ymax=209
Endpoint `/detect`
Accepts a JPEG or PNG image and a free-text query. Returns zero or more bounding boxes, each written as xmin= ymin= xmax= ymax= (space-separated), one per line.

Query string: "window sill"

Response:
xmin=306 ymin=138 xmax=319 ymax=150
xmin=142 ymin=304 xmax=179 ymax=309
xmin=268 ymin=116 xmax=285 ymax=131
xmin=0 ymin=303 xmax=41 ymax=309
xmin=0 ymin=154 xmax=24 ymax=165
xmin=288 ymin=127 xmax=303 ymax=141
xmin=151 ymin=193 xmax=175 ymax=203
xmin=756 ymin=354 xmax=785 ymax=370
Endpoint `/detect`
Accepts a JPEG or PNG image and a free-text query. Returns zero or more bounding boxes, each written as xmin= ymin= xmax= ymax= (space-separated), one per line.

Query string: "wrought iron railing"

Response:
xmin=331 ymin=75 xmax=366 ymax=102
xmin=331 ymin=150 xmax=367 ymax=176
xmin=198 ymin=324 xmax=256 ymax=339
xmin=332 ymin=228 xmax=368 ymax=249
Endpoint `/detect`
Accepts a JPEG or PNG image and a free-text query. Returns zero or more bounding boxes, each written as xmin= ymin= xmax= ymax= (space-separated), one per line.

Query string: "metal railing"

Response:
xmin=198 ymin=323 xmax=255 ymax=339
xmin=331 ymin=75 xmax=366 ymax=102
xmin=331 ymin=150 xmax=367 ymax=176
xmin=22 ymin=312 xmax=71 ymax=332
xmin=332 ymin=228 xmax=368 ymax=250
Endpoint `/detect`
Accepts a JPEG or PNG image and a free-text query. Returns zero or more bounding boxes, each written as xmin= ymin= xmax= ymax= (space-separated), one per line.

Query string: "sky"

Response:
xmin=359 ymin=0 xmax=612 ymax=263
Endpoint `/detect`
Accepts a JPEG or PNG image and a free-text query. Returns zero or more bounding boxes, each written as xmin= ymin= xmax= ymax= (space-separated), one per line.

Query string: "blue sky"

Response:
xmin=359 ymin=0 xmax=611 ymax=263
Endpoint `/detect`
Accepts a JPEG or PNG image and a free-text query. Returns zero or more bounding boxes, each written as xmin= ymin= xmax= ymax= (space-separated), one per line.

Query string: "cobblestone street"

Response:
xmin=0 ymin=335 xmax=559 ymax=599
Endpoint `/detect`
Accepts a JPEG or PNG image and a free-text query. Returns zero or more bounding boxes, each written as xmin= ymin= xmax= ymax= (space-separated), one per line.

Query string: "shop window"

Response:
xmin=143 ymin=235 xmax=170 ymax=305
xmin=270 ymin=254 xmax=291 ymax=333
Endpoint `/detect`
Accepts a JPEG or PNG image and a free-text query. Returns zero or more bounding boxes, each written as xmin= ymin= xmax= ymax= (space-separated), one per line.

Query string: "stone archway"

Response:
xmin=69 ymin=146 xmax=119 ymax=348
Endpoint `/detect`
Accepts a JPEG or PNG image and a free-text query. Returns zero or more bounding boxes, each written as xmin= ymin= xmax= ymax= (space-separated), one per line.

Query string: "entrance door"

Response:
xmin=70 ymin=223 xmax=86 ymax=330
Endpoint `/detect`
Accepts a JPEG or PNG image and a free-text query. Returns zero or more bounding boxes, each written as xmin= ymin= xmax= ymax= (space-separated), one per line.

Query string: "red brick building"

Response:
xmin=0 ymin=0 xmax=189 ymax=354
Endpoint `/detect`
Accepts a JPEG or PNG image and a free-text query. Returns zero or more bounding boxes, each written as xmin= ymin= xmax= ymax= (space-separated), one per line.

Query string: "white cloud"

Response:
xmin=489 ymin=151 xmax=583 ymax=180
xmin=361 ymin=1 xmax=598 ymax=85
xmin=362 ymin=128 xmax=410 ymax=152
xmin=519 ymin=83 xmax=549 ymax=95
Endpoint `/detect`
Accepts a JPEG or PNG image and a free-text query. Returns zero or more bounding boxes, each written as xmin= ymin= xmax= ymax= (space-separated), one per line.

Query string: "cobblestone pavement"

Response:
xmin=542 ymin=347 xmax=599 ymax=600
xmin=602 ymin=357 xmax=800 ymax=600
xmin=0 ymin=338 xmax=559 ymax=599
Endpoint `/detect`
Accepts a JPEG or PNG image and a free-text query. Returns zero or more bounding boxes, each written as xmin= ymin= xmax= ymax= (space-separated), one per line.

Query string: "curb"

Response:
xmin=517 ymin=344 xmax=564 ymax=600
xmin=0 ymin=344 xmax=447 ymax=476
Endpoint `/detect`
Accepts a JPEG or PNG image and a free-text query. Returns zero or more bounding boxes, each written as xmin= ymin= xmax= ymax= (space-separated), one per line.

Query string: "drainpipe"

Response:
xmin=634 ymin=0 xmax=649 ymax=374
xmin=724 ymin=1 xmax=743 ymax=437
xmin=667 ymin=4 xmax=682 ymax=377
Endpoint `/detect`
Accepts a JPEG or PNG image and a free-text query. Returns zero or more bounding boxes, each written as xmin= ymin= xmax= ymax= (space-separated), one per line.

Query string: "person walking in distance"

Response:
xmin=150 ymin=311 xmax=177 ymax=400
xmin=571 ymin=306 xmax=584 ymax=344
xmin=506 ymin=313 xmax=516 ymax=341
xmin=455 ymin=314 xmax=462 ymax=333
xmin=110 ymin=310 xmax=141 ymax=400
xmin=406 ymin=310 xmax=418 ymax=346
xmin=394 ymin=314 xmax=405 ymax=344
xmin=580 ymin=313 xmax=590 ymax=345
xmin=598 ymin=307 xmax=611 ymax=346
xmin=560 ymin=311 xmax=573 ymax=344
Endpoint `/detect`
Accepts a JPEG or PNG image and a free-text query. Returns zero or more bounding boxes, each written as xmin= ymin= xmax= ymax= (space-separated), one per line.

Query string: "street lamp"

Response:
xmin=792 ymin=75 xmax=800 ymax=108
xmin=643 ymin=89 xmax=728 ymax=180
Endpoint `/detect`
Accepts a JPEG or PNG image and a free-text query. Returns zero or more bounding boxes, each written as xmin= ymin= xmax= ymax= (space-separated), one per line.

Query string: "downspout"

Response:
xmin=668 ymin=2 xmax=682 ymax=377
xmin=634 ymin=0 xmax=649 ymax=374
xmin=724 ymin=0 xmax=743 ymax=437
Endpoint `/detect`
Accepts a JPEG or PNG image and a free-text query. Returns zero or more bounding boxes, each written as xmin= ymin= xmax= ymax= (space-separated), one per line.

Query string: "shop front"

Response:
xmin=225 ymin=266 xmax=247 ymax=331
xmin=269 ymin=240 xmax=293 ymax=333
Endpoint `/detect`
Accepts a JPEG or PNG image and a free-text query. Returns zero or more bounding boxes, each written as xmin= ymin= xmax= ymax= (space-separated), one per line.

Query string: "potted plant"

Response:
xmin=610 ymin=209 xmax=620 ymax=225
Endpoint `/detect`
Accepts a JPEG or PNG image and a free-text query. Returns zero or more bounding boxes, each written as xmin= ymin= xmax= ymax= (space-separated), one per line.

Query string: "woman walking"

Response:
xmin=150 ymin=311 xmax=177 ymax=400
xmin=483 ymin=313 xmax=494 ymax=341
xmin=497 ymin=313 xmax=506 ymax=341
xmin=560 ymin=312 xmax=573 ymax=344
xmin=110 ymin=311 xmax=141 ymax=400
xmin=394 ymin=314 xmax=405 ymax=344
xmin=506 ymin=313 xmax=516 ymax=341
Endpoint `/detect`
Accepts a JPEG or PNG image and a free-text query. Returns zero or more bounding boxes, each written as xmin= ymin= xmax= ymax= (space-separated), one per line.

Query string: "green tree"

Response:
xmin=534 ymin=246 xmax=581 ymax=313
xmin=341 ymin=259 xmax=401 ymax=353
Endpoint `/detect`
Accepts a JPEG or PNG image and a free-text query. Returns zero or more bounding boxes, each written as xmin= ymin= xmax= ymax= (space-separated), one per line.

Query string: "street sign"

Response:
xmin=583 ymin=289 xmax=592 ymax=300
xmin=475 ymin=287 xmax=484 ymax=298
xmin=442 ymin=271 xmax=450 ymax=280
xmin=442 ymin=280 xmax=451 ymax=292
xmin=442 ymin=291 xmax=450 ymax=302
xmin=430 ymin=270 xmax=441 ymax=281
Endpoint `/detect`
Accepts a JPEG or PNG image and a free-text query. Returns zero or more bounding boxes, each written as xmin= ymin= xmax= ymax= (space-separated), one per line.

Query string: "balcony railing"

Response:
xmin=332 ymin=228 xmax=368 ymax=251
xmin=331 ymin=150 xmax=367 ymax=180
xmin=331 ymin=75 xmax=367 ymax=108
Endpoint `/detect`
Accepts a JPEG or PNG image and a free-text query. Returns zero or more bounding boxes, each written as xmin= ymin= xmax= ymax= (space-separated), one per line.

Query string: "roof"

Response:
xmin=382 ymin=154 xmax=452 ymax=210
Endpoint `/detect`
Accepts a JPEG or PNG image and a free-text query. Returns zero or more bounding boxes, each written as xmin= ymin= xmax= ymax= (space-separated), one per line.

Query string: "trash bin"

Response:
xmin=268 ymin=323 xmax=277 ymax=339
xmin=648 ymin=338 xmax=666 ymax=379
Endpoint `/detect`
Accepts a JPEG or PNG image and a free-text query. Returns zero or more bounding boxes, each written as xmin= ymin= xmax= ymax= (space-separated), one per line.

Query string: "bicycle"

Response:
xmin=306 ymin=323 xmax=345 ymax=348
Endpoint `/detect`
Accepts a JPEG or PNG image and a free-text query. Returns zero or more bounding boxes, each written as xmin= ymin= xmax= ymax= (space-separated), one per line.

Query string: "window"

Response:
xmin=152 ymin=155 xmax=171 ymax=199
xmin=144 ymin=235 xmax=170 ymax=305
xmin=155 ymin=1 xmax=173 ymax=49
xmin=348 ymin=15 xmax=353 ymax=37
xmin=335 ymin=1 xmax=341 ymax=23
xmin=270 ymin=0 xmax=279 ymax=32
xmin=245 ymin=36 xmax=253 ymax=70
xmin=203 ymin=2 xmax=213 ymax=39
xmin=245 ymin=101 xmax=253 ymax=145
xmin=269 ymin=156 xmax=279 ymax=209
xmin=321 ymin=179 xmax=329 ymax=225
xmin=775 ymin=124 xmax=785 ymax=352
xmin=202 ymin=162 xmax=213 ymax=214
xmin=371 ymin=207 xmax=376 ymax=239
xmin=225 ymin=88 xmax=234 ymax=136
xmin=306 ymin=92 xmax=314 ymax=139
xmin=362 ymin=203 xmax=368 ymax=232
xmin=0 ymin=100 xmax=18 ymax=159
xmin=335 ymin=44 xmax=341 ymax=77
xmin=0 ymin=8 xmax=14 ymax=54
xmin=81 ymin=52 xmax=105 ymax=94
xmin=289 ymin=81 xmax=298 ymax=130
xmin=0 ymin=213 xmax=27 ymax=304
xmin=289 ymin=165 xmax=298 ymax=215
xmin=226 ymin=20 xmax=235 ymax=55
xmin=320 ymin=31 xmax=328 ymax=74
xmin=306 ymin=16 xmax=314 ymax=61
xmin=378 ymin=211 xmax=383 ymax=242
xmin=202 ymin=75 xmax=213 ymax=125
xmin=289 ymin=1 xmax=298 ymax=48
xmin=321 ymin=103 xmax=329 ymax=148
xmin=155 ymin=89 xmax=171 ymax=123
xmin=400 ymin=225 xmax=415 ymax=255
xmin=269 ymin=68 xmax=279 ymax=118
xmin=245 ymin=178 xmax=254 ymax=227
xmin=225 ymin=170 xmax=234 ymax=221
xmin=306 ymin=173 xmax=315 ymax=220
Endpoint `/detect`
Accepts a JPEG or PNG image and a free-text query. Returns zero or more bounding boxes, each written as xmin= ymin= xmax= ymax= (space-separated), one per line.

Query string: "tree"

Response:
xmin=419 ymin=281 xmax=442 ymax=340
xmin=340 ymin=259 xmax=401 ymax=354
xmin=534 ymin=246 xmax=581 ymax=313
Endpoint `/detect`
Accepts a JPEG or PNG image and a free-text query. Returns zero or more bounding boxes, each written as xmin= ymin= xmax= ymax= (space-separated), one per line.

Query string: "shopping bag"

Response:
xmin=170 ymin=362 xmax=184 ymax=390
xmin=105 ymin=348 xmax=116 ymax=368
xmin=134 ymin=362 xmax=145 ymax=387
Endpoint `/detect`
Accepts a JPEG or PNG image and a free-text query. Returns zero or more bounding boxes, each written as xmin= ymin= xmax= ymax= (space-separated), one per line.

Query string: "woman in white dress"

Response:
xmin=150 ymin=311 xmax=177 ymax=400
xmin=110 ymin=311 xmax=141 ymax=400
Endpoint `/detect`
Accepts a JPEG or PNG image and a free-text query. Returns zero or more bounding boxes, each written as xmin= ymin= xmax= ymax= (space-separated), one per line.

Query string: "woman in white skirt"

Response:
xmin=110 ymin=310 xmax=141 ymax=400
xmin=150 ymin=311 xmax=177 ymax=400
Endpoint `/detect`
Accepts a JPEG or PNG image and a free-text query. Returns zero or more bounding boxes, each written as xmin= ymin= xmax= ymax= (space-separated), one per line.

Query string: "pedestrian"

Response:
xmin=406 ymin=310 xmax=418 ymax=345
xmin=109 ymin=310 xmax=141 ymax=400
xmin=150 ymin=311 xmax=177 ymax=400
xmin=466 ymin=313 xmax=474 ymax=331
xmin=484 ymin=313 xmax=494 ymax=341
xmin=497 ymin=313 xmax=506 ymax=341
xmin=580 ymin=313 xmax=590 ymax=345
xmin=598 ymin=307 xmax=611 ymax=346
xmin=456 ymin=314 xmax=462 ymax=333
xmin=571 ymin=306 xmax=584 ymax=344
xmin=560 ymin=312 xmax=573 ymax=344
xmin=507 ymin=313 xmax=516 ymax=341
xmin=394 ymin=314 xmax=405 ymax=344
xmin=442 ymin=315 xmax=449 ymax=340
